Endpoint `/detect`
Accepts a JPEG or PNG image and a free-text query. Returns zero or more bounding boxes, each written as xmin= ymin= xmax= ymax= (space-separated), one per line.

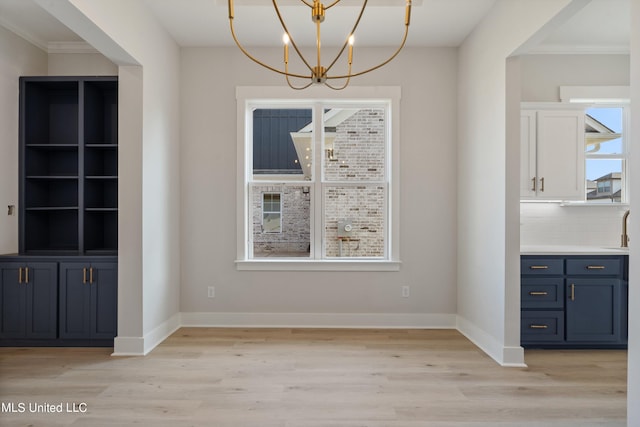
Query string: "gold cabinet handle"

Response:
xmin=587 ymin=265 xmax=605 ymax=270
xmin=18 ymin=267 xmax=23 ymax=284
xmin=90 ymin=267 xmax=94 ymax=284
xmin=529 ymin=324 xmax=549 ymax=329
xmin=25 ymin=267 xmax=29 ymax=284
xmin=540 ymin=177 xmax=545 ymax=192
xmin=570 ymin=283 xmax=575 ymax=301
xmin=529 ymin=265 xmax=549 ymax=270
xmin=529 ymin=291 xmax=548 ymax=296
xmin=531 ymin=177 xmax=536 ymax=192
xmin=83 ymin=267 xmax=87 ymax=284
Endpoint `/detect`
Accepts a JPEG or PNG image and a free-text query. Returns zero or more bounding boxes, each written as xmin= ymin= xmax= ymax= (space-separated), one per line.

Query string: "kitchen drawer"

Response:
xmin=521 ymin=258 xmax=563 ymax=276
xmin=522 ymin=278 xmax=564 ymax=309
xmin=566 ymin=258 xmax=621 ymax=276
xmin=521 ymin=311 xmax=564 ymax=342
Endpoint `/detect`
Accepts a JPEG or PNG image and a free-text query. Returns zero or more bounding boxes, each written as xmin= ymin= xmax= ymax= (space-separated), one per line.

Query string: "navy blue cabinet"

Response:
xmin=59 ymin=262 xmax=117 ymax=340
xmin=565 ymin=278 xmax=620 ymax=342
xmin=521 ymin=255 xmax=628 ymax=348
xmin=0 ymin=262 xmax=57 ymax=340
xmin=0 ymin=257 xmax=116 ymax=346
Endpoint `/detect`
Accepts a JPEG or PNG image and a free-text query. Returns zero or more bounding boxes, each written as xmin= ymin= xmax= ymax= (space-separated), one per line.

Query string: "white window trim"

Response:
xmin=235 ymin=86 xmax=401 ymax=271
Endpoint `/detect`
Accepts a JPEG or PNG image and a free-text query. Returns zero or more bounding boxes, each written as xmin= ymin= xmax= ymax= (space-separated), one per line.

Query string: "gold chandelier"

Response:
xmin=228 ymin=0 xmax=412 ymax=90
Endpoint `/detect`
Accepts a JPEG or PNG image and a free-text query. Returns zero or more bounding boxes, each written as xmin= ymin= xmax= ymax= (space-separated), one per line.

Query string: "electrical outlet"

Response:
xmin=402 ymin=286 xmax=410 ymax=298
xmin=207 ymin=286 xmax=215 ymax=298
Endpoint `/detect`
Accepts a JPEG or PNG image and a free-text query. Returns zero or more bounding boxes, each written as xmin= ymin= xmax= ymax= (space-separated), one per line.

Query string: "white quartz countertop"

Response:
xmin=521 ymin=245 xmax=630 ymax=255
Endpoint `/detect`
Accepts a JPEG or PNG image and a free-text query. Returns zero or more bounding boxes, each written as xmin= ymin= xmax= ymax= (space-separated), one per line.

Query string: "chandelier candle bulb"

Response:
xmin=283 ymin=33 xmax=289 ymax=63
xmin=348 ymin=35 xmax=354 ymax=64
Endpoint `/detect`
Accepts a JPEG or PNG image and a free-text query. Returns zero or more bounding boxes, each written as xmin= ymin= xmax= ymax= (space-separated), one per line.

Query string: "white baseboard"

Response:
xmin=112 ymin=313 xmax=181 ymax=356
xmin=456 ymin=315 xmax=526 ymax=367
xmin=112 ymin=336 xmax=145 ymax=356
xmin=143 ymin=312 xmax=181 ymax=355
xmin=180 ymin=312 xmax=457 ymax=329
xmin=115 ymin=311 xmax=527 ymax=366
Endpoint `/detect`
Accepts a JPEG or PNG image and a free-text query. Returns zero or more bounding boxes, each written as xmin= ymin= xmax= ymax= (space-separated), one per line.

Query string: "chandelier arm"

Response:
xmin=324 ymin=62 xmax=352 ymax=90
xmin=273 ymin=0 xmax=314 ymax=73
xmin=286 ymin=75 xmax=314 ymax=90
xmin=324 ymin=0 xmax=343 ymax=10
xmin=324 ymin=0 xmax=368 ymax=75
xmin=285 ymin=59 xmax=315 ymax=90
xmin=324 ymin=78 xmax=350 ymax=90
xmin=326 ymin=22 xmax=409 ymax=80
xmin=299 ymin=0 xmax=314 ymax=7
xmin=229 ymin=15 xmax=309 ymax=79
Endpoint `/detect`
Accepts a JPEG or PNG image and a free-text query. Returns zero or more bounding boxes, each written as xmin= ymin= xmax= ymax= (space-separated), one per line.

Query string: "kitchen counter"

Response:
xmin=521 ymin=245 xmax=630 ymax=255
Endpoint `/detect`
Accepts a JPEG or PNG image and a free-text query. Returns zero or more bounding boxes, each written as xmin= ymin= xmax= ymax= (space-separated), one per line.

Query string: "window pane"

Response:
xmin=324 ymin=185 xmax=385 ymax=258
xmin=253 ymin=108 xmax=312 ymax=178
xmin=586 ymin=159 xmax=623 ymax=202
xmin=323 ymin=108 xmax=385 ymax=182
xmin=252 ymin=185 xmax=310 ymax=257
xmin=585 ymin=107 xmax=623 ymax=155
xmin=263 ymin=213 xmax=281 ymax=232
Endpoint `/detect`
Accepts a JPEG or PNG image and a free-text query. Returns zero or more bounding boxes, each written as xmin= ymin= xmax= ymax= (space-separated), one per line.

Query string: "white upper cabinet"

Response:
xmin=521 ymin=107 xmax=585 ymax=200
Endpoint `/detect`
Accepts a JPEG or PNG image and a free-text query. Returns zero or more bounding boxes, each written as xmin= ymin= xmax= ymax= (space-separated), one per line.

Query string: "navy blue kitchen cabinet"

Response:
xmin=0 ymin=257 xmax=117 ymax=346
xmin=59 ymin=262 xmax=117 ymax=341
xmin=0 ymin=262 xmax=57 ymax=340
xmin=521 ymin=255 xmax=628 ymax=348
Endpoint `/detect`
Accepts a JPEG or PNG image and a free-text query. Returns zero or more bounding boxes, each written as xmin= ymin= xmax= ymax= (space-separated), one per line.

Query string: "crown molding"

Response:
xmin=47 ymin=41 xmax=98 ymax=54
xmin=527 ymin=44 xmax=630 ymax=55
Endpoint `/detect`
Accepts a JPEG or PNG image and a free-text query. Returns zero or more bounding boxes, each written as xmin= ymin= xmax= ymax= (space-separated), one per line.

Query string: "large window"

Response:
xmin=584 ymin=106 xmax=628 ymax=203
xmin=236 ymin=87 xmax=400 ymax=270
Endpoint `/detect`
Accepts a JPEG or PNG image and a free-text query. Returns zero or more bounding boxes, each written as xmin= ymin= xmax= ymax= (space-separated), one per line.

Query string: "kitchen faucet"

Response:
xmin=621 ymin=209 xmax=630 ymax=248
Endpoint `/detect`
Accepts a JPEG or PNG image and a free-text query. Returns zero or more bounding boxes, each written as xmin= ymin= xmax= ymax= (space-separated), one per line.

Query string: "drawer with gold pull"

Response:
xmin=521 ymin=278 xmax=564 ymax=309
xmin=521 ymin=258 xmax=563 ymax=276
xmin=521 ymin=311 xmax=564 ymax=342
xmin=566 ymin=258 xmax=621 ymax=276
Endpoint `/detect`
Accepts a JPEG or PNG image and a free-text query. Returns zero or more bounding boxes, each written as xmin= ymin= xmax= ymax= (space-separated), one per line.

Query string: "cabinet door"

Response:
xmin=90 ymin=263 xmax=117 ymax=339
xmin=59 ymin=262 xmax=117 ymax=340
xmin=26 ymin=263 xmax=58 ymax=339
xmin=535 ymin=110 xmax=585 ymax=200
xmin=59 ymin=263 xmax=91 ymax=339
xmin=0 ymin=263 xmax=26 ymax=338
xmin=566 ymin=279 xmax=620 ymax=342
xmin=520 ymin=111 xmax=537 ymax=199
xmin=0 ymin=262 xmax=57 ymax=339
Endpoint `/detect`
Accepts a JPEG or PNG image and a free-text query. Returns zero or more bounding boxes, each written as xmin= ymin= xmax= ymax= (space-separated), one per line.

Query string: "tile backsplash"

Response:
xmin=520 ymin=203 xmax=630 ymax=247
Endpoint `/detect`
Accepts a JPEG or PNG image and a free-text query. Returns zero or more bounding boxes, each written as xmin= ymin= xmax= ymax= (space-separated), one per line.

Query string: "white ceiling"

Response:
xmin=0 ymin=0 xmax=631 ymax=52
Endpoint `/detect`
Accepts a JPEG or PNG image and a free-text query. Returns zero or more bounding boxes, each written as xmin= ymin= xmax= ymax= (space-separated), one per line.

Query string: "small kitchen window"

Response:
xmin=584 ymin=106 xmax=629 ymax=204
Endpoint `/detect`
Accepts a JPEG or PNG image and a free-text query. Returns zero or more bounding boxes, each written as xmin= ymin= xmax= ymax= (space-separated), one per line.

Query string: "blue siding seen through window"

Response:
xmin=253 ymin=109 xmax=311 ymax=174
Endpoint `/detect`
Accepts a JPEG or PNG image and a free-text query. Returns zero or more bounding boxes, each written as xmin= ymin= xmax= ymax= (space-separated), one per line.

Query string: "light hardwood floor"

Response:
xmin=0 ymin=328 xmax=627 ymax=426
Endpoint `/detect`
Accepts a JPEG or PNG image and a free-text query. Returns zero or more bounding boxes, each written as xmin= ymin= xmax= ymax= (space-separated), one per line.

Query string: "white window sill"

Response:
xmin=235 ymin=259 xmax=401 ymax=271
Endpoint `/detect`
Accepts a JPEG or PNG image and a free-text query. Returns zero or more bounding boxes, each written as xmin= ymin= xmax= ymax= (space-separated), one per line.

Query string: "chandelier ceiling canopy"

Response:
xmin=228 ymin=0 xmax=412 ymax=90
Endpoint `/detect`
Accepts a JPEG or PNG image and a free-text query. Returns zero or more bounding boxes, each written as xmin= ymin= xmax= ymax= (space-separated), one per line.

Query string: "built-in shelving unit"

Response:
xmin=19 ymin=76 xmax=118 ymax=254
xmin=0 ymin=76 xmax=119 ymax=347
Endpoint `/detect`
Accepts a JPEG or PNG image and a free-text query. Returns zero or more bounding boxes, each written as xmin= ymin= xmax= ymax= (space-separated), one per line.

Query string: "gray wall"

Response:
xmin=0 ymin=27 xmax=47 ymax=254
xmin=179 ymin=47 xmax=459 ymax=322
